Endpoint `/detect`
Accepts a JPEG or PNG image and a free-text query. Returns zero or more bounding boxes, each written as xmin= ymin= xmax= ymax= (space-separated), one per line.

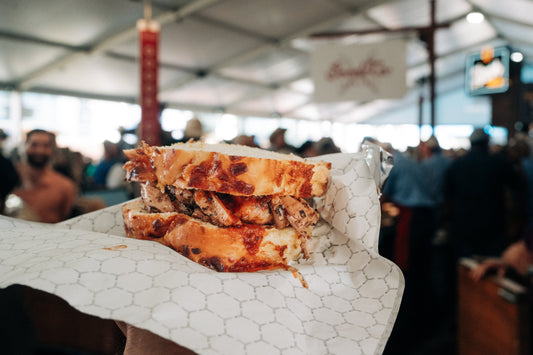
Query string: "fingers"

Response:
xmin=497 ymin=267 xmax=506 ymax=278
xmin=469 ymin=259 xmax=503 ymax=281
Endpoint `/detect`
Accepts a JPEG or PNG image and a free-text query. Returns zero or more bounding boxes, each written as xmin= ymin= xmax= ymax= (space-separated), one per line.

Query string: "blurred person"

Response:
xmin=268 ymin=128 xmax=296 ymax=154
xmin=13 ymin=129 xmax=77 ymax=223
xmin=178 ymin=118 xmax=203 ymax=143
xmin=0 ymin=129 xmax=20 ymax=215
xmin=231 ymin=134 xmax=258 ymax=147
xmin=502 ymin=134 xmax=529 ymax=243
xmin=0 ymin=129 xmax=8 ymax=151
xmin=160 ymin=129 xmax=176 ymax=146
xmin=510 ymin=133 xmax=533 ymax=270
xmin=382 ymin=147 xmax=435 ymax=271
xmin=70 ymin=151 xmax=92 ymax=191
xmin=521 ymin=139 xmax=533 ymax=228
xmin=432 ymin=130 xmax=525 ymax=349
xmin=382 ymin=145 xmax=436 ymax=354
xmin=507 ymin=133 xmax=530 ymax=166
xmin=316 ymin=137 xmax=341 ymax=156
xmin=417 ymin=135 xmax=454 ymax=336
xmin=53 ymin=147 xmax=76 ymax=182
xmin=418 ymin=136 xmax=451 ymax=209
xmin=296 ymin=140 xmax=318 ymax=158
xmin=443 ymin=128 xmax=522 ymax=259
xmin=92 ymin=141 xmax=124 ymax=189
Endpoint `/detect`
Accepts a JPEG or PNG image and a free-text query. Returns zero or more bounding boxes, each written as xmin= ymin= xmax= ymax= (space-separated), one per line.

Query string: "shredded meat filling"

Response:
xmin=277 ymin=196 xmax=319 ymax=238
xmin=140 ymin=182 xmax=174 ymax=213
xmin=194 ymin=190 xmax=241 ymax=227
xmin=230 ymin=196 xmax=274 ymax=225
xmin=139 ymin=182 xmax=319 ymax=245
xmin=269 ymin=196 xmax=290 ymax=229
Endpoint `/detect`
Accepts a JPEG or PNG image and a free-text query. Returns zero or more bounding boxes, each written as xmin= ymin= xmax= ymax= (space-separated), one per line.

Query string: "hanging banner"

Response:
xmin=311 ymin=39 xmax=407 ymax=103
xmin=138 ymin=19 xmax=161 ymax=146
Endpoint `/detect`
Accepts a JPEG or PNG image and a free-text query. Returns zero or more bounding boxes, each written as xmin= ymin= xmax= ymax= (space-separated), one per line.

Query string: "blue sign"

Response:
xmin=465 ymin=46 xmax=510 ymax=95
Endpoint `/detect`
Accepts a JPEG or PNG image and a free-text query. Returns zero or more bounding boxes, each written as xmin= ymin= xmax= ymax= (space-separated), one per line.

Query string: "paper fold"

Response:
xmin=0 ymin=151 xmax=403 ymax=355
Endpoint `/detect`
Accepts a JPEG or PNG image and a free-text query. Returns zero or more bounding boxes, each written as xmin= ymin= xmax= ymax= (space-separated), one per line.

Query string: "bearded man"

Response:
xmin=13 ymin=129 xmax=76 ymax=223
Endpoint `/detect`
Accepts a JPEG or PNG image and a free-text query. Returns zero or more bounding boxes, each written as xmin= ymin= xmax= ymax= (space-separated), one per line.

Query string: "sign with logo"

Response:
xmin=465 ymin=46 xmax=510 ymax=96
xmin=138 ymin=19 xmax=161 ymax=146
xmin=311 ymin=39 xmax=407 ymax=102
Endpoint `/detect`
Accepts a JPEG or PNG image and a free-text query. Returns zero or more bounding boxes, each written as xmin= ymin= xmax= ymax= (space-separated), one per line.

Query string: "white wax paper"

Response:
xmin=0 ymin=152 xmax=403 ymax=355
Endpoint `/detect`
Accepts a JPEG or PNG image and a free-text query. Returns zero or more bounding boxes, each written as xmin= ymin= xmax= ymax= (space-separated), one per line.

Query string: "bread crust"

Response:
xmin=122 ymin=200 xmax=303 ymax=272
xmin=124 ymin=142 xmax=331 ymax=198
xmin=122 ymin=199 xmax=173 ymax=246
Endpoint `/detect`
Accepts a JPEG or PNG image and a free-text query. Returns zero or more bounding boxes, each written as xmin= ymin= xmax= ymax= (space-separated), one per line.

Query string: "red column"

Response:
xmin=137 ymin=19 xmax=161 ymax=146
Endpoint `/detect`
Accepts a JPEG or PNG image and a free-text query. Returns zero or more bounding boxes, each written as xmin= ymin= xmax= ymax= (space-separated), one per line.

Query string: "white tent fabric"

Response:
xmin=0 ymin=0 xmax=531 ymax=125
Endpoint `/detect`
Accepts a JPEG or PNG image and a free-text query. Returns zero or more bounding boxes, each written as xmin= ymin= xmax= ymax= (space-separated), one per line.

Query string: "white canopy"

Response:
xmin=0 ymin=0 xmax=531 ymax=125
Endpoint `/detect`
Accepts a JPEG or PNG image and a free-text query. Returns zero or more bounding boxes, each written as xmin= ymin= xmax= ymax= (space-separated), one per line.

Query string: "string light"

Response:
xmin=511 ymin=51 xmax=524 ymax=63
xmin=466 ymin=12 xmax=484 ymax=24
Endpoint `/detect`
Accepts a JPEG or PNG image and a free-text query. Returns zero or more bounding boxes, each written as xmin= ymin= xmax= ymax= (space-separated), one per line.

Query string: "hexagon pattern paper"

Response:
xmin=0 ymin=152 xmax=404 ymax=355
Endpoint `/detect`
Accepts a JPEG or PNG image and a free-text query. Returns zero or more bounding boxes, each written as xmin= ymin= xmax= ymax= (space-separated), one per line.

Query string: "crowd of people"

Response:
xmin=228 ymin=126 xmax=341 ymax=157
xmin=0 ymin=129 xmax=114 ymax=222
xmin=0 ymin=121 xmax=342 ymax=224
xmin=379 ymin=128 xmax=533 ymax=354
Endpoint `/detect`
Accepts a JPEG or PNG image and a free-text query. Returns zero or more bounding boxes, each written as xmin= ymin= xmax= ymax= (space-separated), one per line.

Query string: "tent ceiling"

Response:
xmin=0 ymin=0 xmax=532 ymax=124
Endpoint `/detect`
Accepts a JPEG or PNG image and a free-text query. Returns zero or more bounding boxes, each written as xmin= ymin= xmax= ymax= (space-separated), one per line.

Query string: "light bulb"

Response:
xmin=511 ymin=52 xmax=524 ymax=62
xmin=466 ymin=12 xmax=484 ymax=24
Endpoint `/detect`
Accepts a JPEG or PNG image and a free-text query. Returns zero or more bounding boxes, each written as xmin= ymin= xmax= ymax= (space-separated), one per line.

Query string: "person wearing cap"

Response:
xmin=269 ymin=128 xmax=296 ymax=154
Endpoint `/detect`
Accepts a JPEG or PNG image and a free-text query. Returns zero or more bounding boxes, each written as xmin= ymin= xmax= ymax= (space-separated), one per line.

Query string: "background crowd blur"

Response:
xmin=379 ymin=127 xmax=533 ymax=354
xmin=0 ymin=119 xmax=342 ymax=224
xmin=3 ymin=119 xmax=533 ymax=354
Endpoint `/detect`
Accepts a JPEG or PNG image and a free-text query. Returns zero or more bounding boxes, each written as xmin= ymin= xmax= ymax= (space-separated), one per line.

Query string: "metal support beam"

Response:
xmin=429 ymin=0 xmax=437 ymax=130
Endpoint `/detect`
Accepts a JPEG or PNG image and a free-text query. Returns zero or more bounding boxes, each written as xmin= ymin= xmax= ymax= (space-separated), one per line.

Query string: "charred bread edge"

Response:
xmin=124 ymin=142 xmax=331 ymax=198
xmin=122 ymin=199 xmax=303 ymax=272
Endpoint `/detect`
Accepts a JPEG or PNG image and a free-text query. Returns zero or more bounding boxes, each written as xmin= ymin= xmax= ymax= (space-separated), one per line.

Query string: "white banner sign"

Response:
xmin=311 ymin=39 xmax=407 ymax=102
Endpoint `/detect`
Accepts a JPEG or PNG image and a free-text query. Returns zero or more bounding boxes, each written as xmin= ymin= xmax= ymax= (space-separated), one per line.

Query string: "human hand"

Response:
xmin=470 ymin=258 xmax=505 ymax=282
xmin=501 ymin=240 xmax=533 ymax=276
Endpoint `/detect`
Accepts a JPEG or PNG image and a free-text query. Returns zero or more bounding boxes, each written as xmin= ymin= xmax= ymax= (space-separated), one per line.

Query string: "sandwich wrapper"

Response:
xmin=0 ymin=145 xmax=403 ymax=355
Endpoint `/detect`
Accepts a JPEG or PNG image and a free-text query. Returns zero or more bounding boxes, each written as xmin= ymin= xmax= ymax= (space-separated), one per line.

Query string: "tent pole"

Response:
xmin=144 ymin=0 xmax=152 ymax=22
xmin=428 ymin=0 xmax=436 ymax=132
xmin=418 ymin=94 xmax=424 ymax=142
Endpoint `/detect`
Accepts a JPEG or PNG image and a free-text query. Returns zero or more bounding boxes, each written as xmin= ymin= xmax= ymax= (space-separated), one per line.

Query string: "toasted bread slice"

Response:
xmin=123 ymin=199 xmax=174 ymax=246
xmin=122 ymin=199 xmax=303 ymax=272
xmin=124 ymin=142 xmax=331 ymax=198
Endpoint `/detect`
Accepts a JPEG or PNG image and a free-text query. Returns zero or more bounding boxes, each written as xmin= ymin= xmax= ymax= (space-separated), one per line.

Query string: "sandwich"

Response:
xmin=122 ymin=141 xmax=331 ymax=274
